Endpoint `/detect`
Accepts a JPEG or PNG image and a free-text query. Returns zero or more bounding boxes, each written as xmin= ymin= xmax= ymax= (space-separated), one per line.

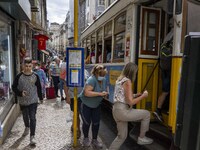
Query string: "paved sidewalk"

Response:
xmin=0 ymin=98 xmax=107 ymax=150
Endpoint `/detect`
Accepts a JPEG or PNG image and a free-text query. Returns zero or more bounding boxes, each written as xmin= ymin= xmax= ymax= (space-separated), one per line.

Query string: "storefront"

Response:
xmin=0 ymin=0 xmax=31 ymax=144
xmin=0 ymin=10 xmax=15 ymax=123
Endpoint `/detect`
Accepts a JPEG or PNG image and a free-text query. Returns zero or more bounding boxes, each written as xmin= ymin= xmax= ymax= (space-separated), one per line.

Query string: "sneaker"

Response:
xmin=82 ymin=138 xmax=90 ymax=147
xmin=22 ymin=127 xmax=29 ymax=136
xmin=137 ymin=136 xmax=153 ymax=145
xmin=153 ymin=111 xmax=164 ymax=122
xmin=30 ymin=136 xmax=36 ymax=145
xmin=92 ymin=139 xmax=103 ymax=149
xmin=61 ymin=97 xmax=65 ymax=101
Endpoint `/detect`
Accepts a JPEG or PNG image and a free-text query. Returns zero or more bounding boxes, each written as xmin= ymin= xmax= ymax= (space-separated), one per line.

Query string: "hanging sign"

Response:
xmin=34 ymin=34 xmax=49 ymax=50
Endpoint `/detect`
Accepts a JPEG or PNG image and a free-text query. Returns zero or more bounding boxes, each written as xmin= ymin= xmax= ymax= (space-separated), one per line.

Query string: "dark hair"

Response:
xmin=119 ymin=62 xmax=138 ymax=82
xmin=24 ymin=57 xmax=32 ymax=64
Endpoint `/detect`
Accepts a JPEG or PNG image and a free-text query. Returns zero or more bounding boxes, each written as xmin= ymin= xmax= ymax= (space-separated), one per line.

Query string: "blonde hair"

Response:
xmin=91 ymin=64 xmax=107 ymax=76
xmin=119 ymin=62 xmax=138 ymax=82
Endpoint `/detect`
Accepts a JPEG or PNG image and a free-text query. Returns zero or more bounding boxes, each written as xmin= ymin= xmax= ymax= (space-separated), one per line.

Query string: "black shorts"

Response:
xmin=161 ymin=70 xmax=171 ymax=92
xmin=70 ymin=97 xmax=82 ymax=112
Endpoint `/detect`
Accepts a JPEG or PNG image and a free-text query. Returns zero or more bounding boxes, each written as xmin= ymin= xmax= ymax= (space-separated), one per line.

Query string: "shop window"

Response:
xmin=0 ymin=19 xmax=13 ymax=106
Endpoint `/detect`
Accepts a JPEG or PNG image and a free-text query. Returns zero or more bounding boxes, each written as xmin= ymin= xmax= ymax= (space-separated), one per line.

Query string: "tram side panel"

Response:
xmin=85 ymin=65 xmax=124 ymax=104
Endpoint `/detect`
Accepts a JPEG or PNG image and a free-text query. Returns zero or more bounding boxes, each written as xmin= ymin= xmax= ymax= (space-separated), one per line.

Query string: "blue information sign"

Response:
xmin=66 ymin=47 xmax=84 ymax=87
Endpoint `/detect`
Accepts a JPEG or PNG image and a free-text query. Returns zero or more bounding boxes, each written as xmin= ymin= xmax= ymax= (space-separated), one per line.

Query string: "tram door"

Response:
xmin=137 ymin=7 xmax=161 ymax=116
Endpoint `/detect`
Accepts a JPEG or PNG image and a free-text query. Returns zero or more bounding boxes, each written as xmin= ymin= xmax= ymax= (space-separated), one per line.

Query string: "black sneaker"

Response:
xmin=153 ymin=111 xmax=164 ymax=123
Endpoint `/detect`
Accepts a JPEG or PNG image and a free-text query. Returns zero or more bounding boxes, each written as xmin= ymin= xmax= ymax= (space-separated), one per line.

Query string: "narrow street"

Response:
xmin=0 ymin=99 xmax=106 ymax=150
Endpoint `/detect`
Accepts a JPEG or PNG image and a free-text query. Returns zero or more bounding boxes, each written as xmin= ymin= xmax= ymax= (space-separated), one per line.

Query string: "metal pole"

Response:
xmin=73 ymin=0 xmax=78 ymax=147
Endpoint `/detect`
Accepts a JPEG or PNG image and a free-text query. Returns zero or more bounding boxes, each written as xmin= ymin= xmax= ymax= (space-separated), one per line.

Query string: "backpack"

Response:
xmin=160 ymin=41 xmax=173 ymax=71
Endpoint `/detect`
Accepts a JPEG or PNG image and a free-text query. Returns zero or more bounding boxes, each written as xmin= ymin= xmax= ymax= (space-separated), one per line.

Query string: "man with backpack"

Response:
xmin=153 ymin=18 xmax=173 ymax=123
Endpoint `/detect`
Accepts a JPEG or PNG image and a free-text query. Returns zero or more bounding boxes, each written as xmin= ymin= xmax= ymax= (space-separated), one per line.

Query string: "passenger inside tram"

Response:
xmin=85 ymin=48 xmax=90 ymax=64
xmin=153 ymin=17 xmax=174 ymax=123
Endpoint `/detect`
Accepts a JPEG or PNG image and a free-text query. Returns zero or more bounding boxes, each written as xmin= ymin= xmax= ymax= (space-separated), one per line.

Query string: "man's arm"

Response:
xmin=12 ymin=73 xmax=23 ymax=97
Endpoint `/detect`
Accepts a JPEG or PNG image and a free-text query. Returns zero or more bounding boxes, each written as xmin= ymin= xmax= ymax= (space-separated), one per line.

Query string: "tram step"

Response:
xmin=129 ymin=122 xmax=171 ymax=150
xmin=148 ymin=122 xmax=172 ymax=147
xmin=129 ymin=133 xmax=169 ymax=150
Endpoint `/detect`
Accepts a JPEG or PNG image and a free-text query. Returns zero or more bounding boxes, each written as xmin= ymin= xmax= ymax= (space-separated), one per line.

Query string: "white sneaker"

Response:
xmin=92 ymin=139 xmax=103 ymax=149
xmin=22 ymin=127 xmax=29 ymax=136
xmin=30 ymin=136 xmax=36 ymax=145
xmin=137 ymin=136 xmax=153 ymax=145
xmin=82 ymin=138 xmax=90 ymax=146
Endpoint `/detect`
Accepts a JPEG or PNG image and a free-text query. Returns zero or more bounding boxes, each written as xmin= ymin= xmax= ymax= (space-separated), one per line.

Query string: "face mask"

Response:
xmin=98 ymin=76 xmax=105 ymax=81
xmin=35 ymin=66 xmax=39 ymax=69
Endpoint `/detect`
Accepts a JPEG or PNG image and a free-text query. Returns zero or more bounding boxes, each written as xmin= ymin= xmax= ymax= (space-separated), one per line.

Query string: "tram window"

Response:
xmin=104 ymin=21 xmax=112 ymax=38
xmin=113 ymin=32 xmax=125 ymax=62
xmin=97 ymin=28 xmax=103 ymax=63
xmin=85 ymin=38 xmax=91 ymax=64
xmin=91 ymin=45 xmax=95 ymax=64
xmin=91 ymin=33 xmax=96 ymax=64
xmin=114 ymin=12 xmax=126 ymax=35
xmin=97 ymin=44 xmax=102 ymax=63
xmin=141 ymin=9 xmax=160 ymax=55
xmin=104 ymin=38 xmax=112 ymax=63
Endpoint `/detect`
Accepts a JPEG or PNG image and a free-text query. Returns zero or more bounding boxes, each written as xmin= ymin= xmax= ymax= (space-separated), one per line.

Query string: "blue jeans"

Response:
xmin=20 ymin=103 xmax=38 ymax=136
xmin=59 ymin=79 xmax=64 ymax=97
xmin=51 ymin=76 xmax=60 ymax=96
xmin=80 ymin=102 xmax=101 ymax=139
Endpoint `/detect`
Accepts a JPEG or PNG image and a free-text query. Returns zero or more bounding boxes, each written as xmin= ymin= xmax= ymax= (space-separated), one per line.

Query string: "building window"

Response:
xmin=99 ymin=0 xmax=105 ymax=6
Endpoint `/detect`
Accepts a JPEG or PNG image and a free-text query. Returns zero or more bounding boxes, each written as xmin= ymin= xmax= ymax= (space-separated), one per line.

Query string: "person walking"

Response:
xmin=49 ymin=57 xmax=60 ymax=97
xmin=109 ymin=62 xmax=153 ymax=150
xmin=59 ymin=58 xmax=66 ymax=101
xmin=79 ymin=64 xmax=108 ymax=148
xmin=12 ymin=57 xmax=43 ymax=145
xmin=34 ymin=62 xmax=47 ymax=100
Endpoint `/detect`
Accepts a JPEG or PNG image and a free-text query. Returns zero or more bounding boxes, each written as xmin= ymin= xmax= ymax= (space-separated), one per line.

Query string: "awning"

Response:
xmin=0 ymin=0 xmax=31 ymax=21
xmin=40 ymin=50 xmax=49 ymax=56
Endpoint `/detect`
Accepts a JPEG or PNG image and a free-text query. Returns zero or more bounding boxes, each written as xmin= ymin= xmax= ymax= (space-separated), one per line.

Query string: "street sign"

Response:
xmin=66 ymin=47 xmax=84 ymax=87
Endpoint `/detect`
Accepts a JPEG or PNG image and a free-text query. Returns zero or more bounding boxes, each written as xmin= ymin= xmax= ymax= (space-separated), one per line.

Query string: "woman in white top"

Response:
xmin=109 ymin=62 xmax=153 ymax=150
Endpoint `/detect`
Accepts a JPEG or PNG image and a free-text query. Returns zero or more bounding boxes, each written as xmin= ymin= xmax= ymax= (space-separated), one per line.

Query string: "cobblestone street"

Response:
xmin=0 ymin=99 xmax=107 ymax=150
